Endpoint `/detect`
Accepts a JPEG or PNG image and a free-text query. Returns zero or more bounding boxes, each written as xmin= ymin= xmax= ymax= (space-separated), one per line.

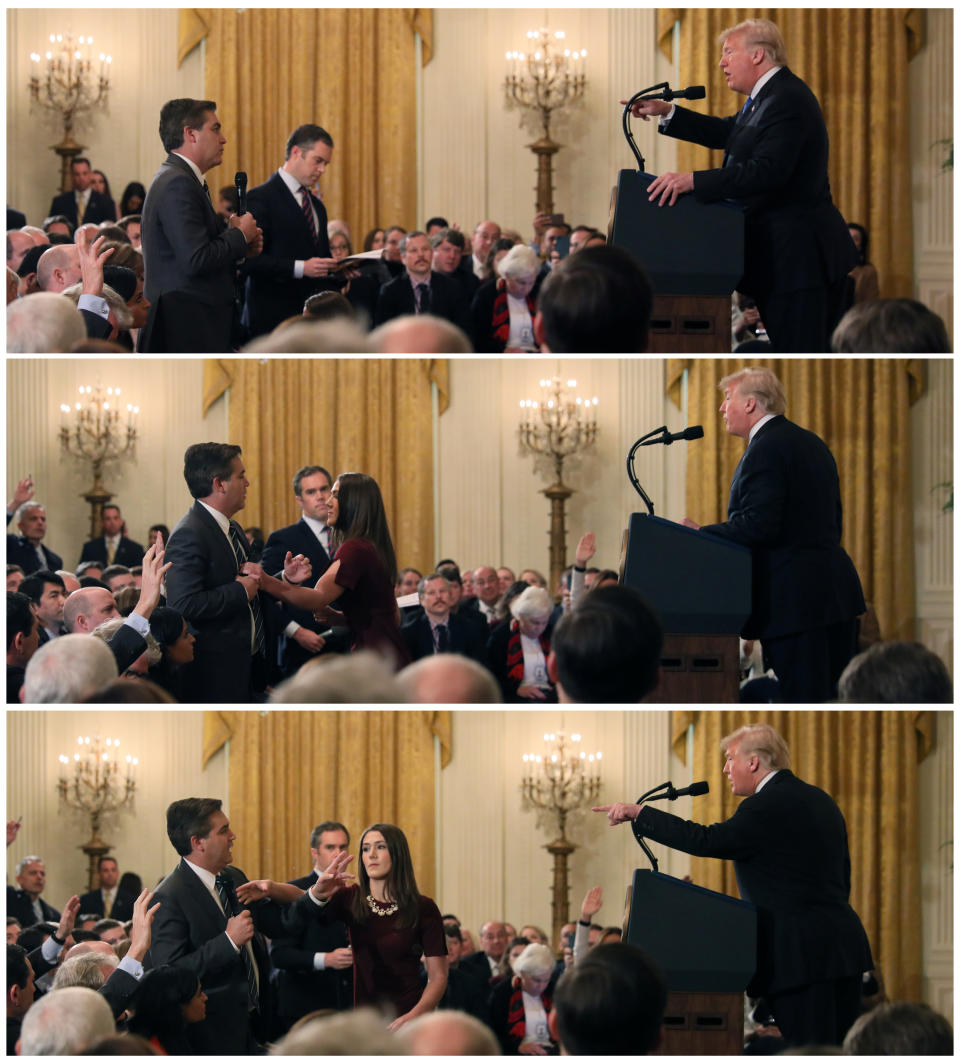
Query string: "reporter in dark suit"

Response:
xmin=48 ymin=157 xmax=116 ymax=227
xmin=402 ymin=573 xmax=489 ymax=667
xmin=78 ymin=504 xmax=144 ymax=568
xmin=6 ymin=503 xmax=62 ymax=575
xmin=140 ymin=98 xmax=262 ymax=352
xmin=243 ymin=124 xmax=352 ymax=337
xmin=684 ymin=367 xmax=864 ymax=702
xmin=595 ymin=723 xmax=873 ymax=1049
xmin=146 ymin=798 xmax=283 ymax=1054
xmin=77 ymin=856 xmax=136 ymax=922
xmin=270 ymin=821 xmax=353 ymax=1032
xmin=374 ymin=231 xmax=469 ymax=330
xmin=261 ymin=464 xmax=344 ymax=677
xmin=7 ymin=856 xmax=60 ymax=928
xmin=630 ymin=18 xmax=856 ymax=352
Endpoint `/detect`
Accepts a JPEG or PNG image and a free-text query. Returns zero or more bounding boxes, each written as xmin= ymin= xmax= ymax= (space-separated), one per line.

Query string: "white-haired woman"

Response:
xmin=470 ymin=244 xmax=543 ymax=353
xmin=489 ymin=942 xmax=558 ymax=1054
xmin=487 ymin=585 xmax=557 ymax=702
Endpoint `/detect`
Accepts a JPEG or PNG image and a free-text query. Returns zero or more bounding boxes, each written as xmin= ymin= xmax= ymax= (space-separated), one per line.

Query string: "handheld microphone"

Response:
xmin=235 ymin=171 xmax=248 ymax=216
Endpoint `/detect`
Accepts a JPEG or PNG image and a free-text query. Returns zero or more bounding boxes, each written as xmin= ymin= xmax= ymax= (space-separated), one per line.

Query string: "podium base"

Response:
xmin=643 ymin=633 xmax=741 ymax=703
xmin=655 ymin=991 xmax=745 ymax=1055
xmin=647 ymin=294 xmax=732 ymax=352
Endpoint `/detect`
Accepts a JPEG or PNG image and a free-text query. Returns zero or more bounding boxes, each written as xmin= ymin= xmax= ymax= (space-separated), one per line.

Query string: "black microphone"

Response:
xmin=663 ymin=425 xmax=704 ymax=444
xmin=235 ymin=171 xmax=248 ymax=216
xmin=673 ymin=84 xmax=706 ymax=100
xmin=643 ymin=780 xmax=710 ymax=801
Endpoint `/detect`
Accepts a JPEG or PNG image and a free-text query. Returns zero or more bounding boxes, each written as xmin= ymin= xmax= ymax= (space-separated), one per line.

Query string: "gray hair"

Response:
xmin=512 ymin=942 xmax=556 ymax=979
xmin=270 ymin=651 xmax=406 ymax=703
xmin=7 ymin=291 xmax=86 ymax=352
xmin=14 ymin=501 xmax=45 ymax=524
xmin=52 ymin=951 xmax=118 ymax=990
xmin=720 ymin=723 xmax=790 ymax=770
xmin=417 ymin=572 xmax=449 ymax=598
xmin=718 ymin=367 xmax=786 ymax=415
xmin=370 ymin=314 xmax=473 ymax=354
xmin=15 ymin=854 xmax=43 ymax=875
xmin=510 ymin=586 xmax=554 ymax=623
xmin=23 ymin=633 xmax=119 ymax=703
xmin=61 ymin=282 xmax=133 ymax=330
xmin=92 ymin=617 xmax=162 ymax=666
xmin=719 ymin=18 xmax=787 ymax=65
xmin=497 ymin=244 xmax=540 ymax=283
xmin=270 ymin=1006 xmax=402 ymax=1055
xmin=19 ymin=986 xmax=116 ymax=1055
xmin=397 ymin=654 xmax=501 ymax=704
xmin=399 ymin=1010 xmax=500 ymax=1055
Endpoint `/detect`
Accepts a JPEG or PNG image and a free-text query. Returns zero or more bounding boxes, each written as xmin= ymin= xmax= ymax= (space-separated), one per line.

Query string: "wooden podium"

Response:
xmin=610 ymin=170 xmax=744 ymax=353
xmin=624 ymin=870 xmax=756 ymax=1055
xmin=620 ymin=513 xmax=750 ymax=703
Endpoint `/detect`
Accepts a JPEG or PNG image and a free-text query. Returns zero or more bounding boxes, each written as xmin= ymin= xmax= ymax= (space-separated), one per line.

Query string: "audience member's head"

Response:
xmin=303 ymin=290 xmax=355 ymax=321
xmin=7 ymin=943 xmax=35 ymax=1018
xmin=842 ymin=1000 xmax=953 ymax=1055
xmin=19 ymin=985 xmax=116 ymax=1055
xmin=551 ymin=942 xmax=667 ymax=1055
xmin=270 ymin=652 xmax=406 ymax=703
xmin=269 ymin=1007 xmax=402 ymax=1054
xmin=535 ymin=245 xmax=652 ymax=352
xmin=43 ymin=214 xmax=75 ymax=239
xmin=370 ymin=313 xmax=473 ymax=353
xmin=242 ymin=318 xmax=371 ymax=352
xmin=127 ymin=965 xmax=207 ymax=1050
xmin=63 ymin=585 xmax=122 ymax=633
xmin=7 ymin=291 xmax=86 ymax=351
xmin=399 ymin=1009 xmax=500 ymax=1055
xmin=23 ymin=633 xmax=118 ymax=703
xmin=549 ymin=585 xmax=663 ymax=702
xmin=397 ymin=654 xmax=501 ymax=703
xmin=7 ymin=590 xmax=41 ymax=667
xmin=51 ymin=950 xmax=118 ymax=990
xmin=837 ymin=640 xmax=952 ymax=703
xmin=7 ymin=229 xmax=34 ymax=271
xmin=831 ymin=298 xmax=950 ymax=353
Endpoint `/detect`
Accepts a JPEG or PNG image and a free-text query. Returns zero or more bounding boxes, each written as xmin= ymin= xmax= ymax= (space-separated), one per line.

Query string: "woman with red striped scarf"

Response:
xmin=487 ymin=586 xmax=558 ymax=702
xmin=489 ymin=943 xmax=559 ymax=1054
xmin=469 ymin=244 xmax=544 ymax=352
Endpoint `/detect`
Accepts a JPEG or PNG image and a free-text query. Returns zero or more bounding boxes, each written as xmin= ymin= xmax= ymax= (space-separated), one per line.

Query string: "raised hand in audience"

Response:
xmin=575 ymin=531 xmax=596 ymax=567
xmin=135 ymin=537 xmax=173 ymax=619
xmin=6 ymin=818 xmax=22 ymax=846
xmin=127 ymin=888 xmax=161 ymax=962
xmin=7 ymin=477 xmax=34 ymax=515
xmin=55 ymin=894 xmax=81 ymax=946
xmin=580 ymin=885 xmax=603 ymax=922
xmin=79 ymin=234 xmax=115 ymax=297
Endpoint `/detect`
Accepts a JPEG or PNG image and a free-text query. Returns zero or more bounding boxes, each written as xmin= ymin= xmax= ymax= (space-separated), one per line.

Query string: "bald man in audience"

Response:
xmin=370 ymin=314 xmax=472 ymax=353
xmin=400 ymin=1010 xmax=500 ymax=1055
xmin=397 ymin=654 xmax=500 ymax=704
xmin=36 ymin=237 xmax=116 ymax=339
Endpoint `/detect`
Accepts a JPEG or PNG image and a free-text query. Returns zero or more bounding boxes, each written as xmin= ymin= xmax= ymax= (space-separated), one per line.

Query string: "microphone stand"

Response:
xmin=621 ymin=82 xmax=686 ymax=172
xmin=626 ymin=426 xmax=672 ymax=515
xmin=629 ymin=779 xmax=676 ymax=873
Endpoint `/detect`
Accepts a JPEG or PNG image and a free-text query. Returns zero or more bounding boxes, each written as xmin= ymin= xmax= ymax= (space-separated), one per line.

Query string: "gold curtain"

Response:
xmin=667 ymin=358 xmax=925 ymax=641
xmin=202 ymin=358 xmax=447 ymax=575
xmin=178 ymin=9 xmax=434 ymax=236
xmin=674 ymin=710 xmax=933 ymax=1002
xmin=665 ymin=9 xmax=923 ymax=298
xmin=204 ymin=710 xmax=450 ymax=897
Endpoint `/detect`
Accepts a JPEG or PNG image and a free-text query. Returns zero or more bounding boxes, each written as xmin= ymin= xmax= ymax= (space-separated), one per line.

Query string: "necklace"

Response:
xmin=367 ymin=894 xmax=399 ymax=916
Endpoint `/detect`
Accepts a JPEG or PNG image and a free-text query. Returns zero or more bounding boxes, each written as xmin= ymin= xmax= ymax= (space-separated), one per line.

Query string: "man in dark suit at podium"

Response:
xmin=681 ymin=367 xmax=865 ymax=702
xmin=595 ymin=723 xmax=873 ymax=1049
xmin=628 ymin=18 xmax=856 ymax=352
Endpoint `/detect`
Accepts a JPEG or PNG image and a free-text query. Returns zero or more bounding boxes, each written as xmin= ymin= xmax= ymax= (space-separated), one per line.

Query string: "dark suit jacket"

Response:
xmin=261 ymin=518 xmax=337 ymax=676
xmin=77 ymin=886 xmax=137 ymax=921
xmin=7 ymin=207 xmax=26 ymax=229
xmin=243 ymin=172 xmax=341 ymax=336
xmin=401 ymin=612 xmax=489 ymax=667
xmin=78 ymin=535 xmax=145 ymax=567
xmin=633 ymin=770 xmax=873 ymax=997
xmin=270 ymin=870 xmax=352 ymax=1024
xmin=374 ymin=270 xmax=469 ymax=331
xmin=164 ymin=501 xmax=263 ymax=703
xmin=699 ymin=416 xmax=865 ymax=640
xmin=146 ymin=859 xmax=282 ymax=1054
xmin=140 ymin=153 xmax=248 ymax=352
xmin=5 ymin=538 xmax=62 ymax=575
xmin=48 ymin=188 xmax=116 ymax=227
xmin=662 ymin=68 xmax=857 ymax=299
xmin=6 ymin=887 xmax=60 ymax=927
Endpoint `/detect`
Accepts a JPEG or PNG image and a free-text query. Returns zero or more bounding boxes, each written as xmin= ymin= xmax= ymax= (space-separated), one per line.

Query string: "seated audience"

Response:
xmin=534 ymin=244 xmax=652 ymax=353
xmin=550 ymin=942 xmax=667 ymax=1055
xmin=269 ymin=1007 xmax=400 ymax=1054
xmin=270 ymin=651 xmax=405 ymax=703
xmin=401 ymin=573 xmax=489 ymax=666
xmin=363 ymin=227 xmax=386 ymax=252
xmin=487 ymin=586 xmax=557 ymax=702
xmin=91 ymin=617 xmax=160 ymax=678
xmin=7 ymin=943 xmax=34 ymax=1054
xmin=147 ymin=606 xmax=196 ymax=700
xmin=119 ymin=182 xmax=146 ymax=217
xmin=7 ymin=590 xmax=41 ymax=703
xmin=831 ymin=298 xmax=950 ymax=352
xmin=117 ymin=214 xmax=142 ymax=250
xmin=303 ymin=290 xmax=356 ymax=322
xmin=842 ymin=1000 xmax=953 ymax=1055
xmin=243 ymin=318 xmax=372 ymax=352
xmin=42 ymin=214 xmax=75 ymax=238
xmin=51 ymin=951 xmax=119 ymax=990
xmin=837 ymin=640 xmax=952 ymax=703
xmin=548 ymin=585 xmax=663 ymax=702
xmin=396 ymin=654 xmax=501 ymax=703
xmin=7 ymin=291 xmax=86 ymax=351
xmin=90 ymin=170 xmax=119 ymax=221
xmin=370 ymin=313 xmax=473 ymax=353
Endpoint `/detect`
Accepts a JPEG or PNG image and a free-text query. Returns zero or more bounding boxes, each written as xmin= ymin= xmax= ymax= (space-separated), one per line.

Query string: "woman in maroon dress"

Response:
xmin=278 ymin=823 xmax=449 ymax=1028
xmin=257 ymin=472 xmax=410 ymax=669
